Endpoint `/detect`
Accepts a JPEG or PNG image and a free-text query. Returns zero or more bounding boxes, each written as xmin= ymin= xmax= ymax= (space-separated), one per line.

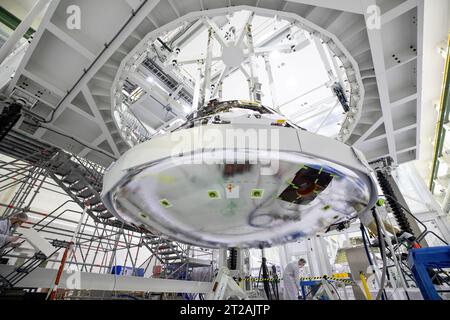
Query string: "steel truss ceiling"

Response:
xmin=1 ymin=0 xmax=423 ymax=167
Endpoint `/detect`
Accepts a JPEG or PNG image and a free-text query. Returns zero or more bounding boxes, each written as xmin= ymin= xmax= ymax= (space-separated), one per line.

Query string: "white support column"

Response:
xmin=201 ymin=28 xmax=214 ymax=105
xmin=310 ymin=236 xmax=331 ymax=276
xmin=0 ymin=0 xmax=51 ymax=65
xmin=66 ymin=207 xmax=88 ymax=272
xmin=192 ymin=63 xmax=202 ymax=112
xmin=263 ymin=55 xmax=278 ymax=110
xmin=305 ymin=237 xmax=320 ymax=276
xmin=245 ymin=23 xmax=261 ymax=103
xmin=317 ymin=236 xmax=333 ymax=276
xmin=211 ymin=66 xmax=229 ymax=99
xmin=398 ymin=163 xmax=450 ymax=243
xmin=218 ymin=248 xmax=227 ymax=268
xmin=235 ymin=11 xmax=254 ymax=47
xmin=217 ymin=82 xmax=223 ymax=100
xmin=312 ymin=36 xmax=334 ymax=83
xmin=203 ymin=17 xmax=226 ymax=47
xmin=375 ymin=207 xmax=409 ymax=300
xmin=278 ymin=244 xmax=289 ymax=274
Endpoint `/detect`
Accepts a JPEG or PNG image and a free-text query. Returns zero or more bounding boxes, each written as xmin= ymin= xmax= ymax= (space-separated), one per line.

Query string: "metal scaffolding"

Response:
xmin=0 ymin=130 xmax=214 ymax=299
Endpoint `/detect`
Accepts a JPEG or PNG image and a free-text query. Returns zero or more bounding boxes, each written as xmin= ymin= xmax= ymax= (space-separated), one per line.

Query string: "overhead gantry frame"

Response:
xmin=0 ymin=0 xmax=423 ymax=167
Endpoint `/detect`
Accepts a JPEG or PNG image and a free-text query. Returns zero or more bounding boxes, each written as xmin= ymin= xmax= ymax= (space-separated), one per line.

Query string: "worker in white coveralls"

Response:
xmin=0 ymin=212 xmax=28 ymax=253
xmin=283 ymin=258 xmax=306 ymax=300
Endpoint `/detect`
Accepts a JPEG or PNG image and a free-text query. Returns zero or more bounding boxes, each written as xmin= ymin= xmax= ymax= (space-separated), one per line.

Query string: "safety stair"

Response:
xmin=141 ymin=235 xmax=189 ymax=277
xmin=47 ymin=152 xmax=111 ymax=219
xmin=0 ymin=131 xmax=196 ymax=273
xmin=0 ymin=241 xmax=65 ymax=293
xmin=141 ymin=236 xmax=213 ymax=279
xmin=0 ymin=129 xmax=58 ymax=170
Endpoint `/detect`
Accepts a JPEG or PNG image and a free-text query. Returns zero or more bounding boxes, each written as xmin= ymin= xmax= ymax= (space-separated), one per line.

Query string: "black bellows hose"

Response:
xmin=372 ymin=208 xmax=388 ymax=300
xmin=228 ymin=248 xmax=238 ymax=270
xmin=375 ymin=171 xmax=413 ymax=234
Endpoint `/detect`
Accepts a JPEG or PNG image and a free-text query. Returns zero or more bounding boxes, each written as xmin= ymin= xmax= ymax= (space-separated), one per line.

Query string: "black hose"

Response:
xmin=361 ymin=223 xmax=388 ymax=300
xmin=379 ymin=194 xmax=448 ymax=245
xmin=373 ymin=208 xmax=388 ymax=300
xmin=376 ymin=171 xmax=413 ymax=234
xmin=360 ymin=223 xmax=373 ymax=266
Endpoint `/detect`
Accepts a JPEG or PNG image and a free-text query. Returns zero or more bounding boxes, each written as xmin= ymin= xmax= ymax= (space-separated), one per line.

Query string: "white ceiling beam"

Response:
xmin=66 ymin=102 xmax=97 ymax=123
xmin=7 ymin=0 xmax=60 ymax=95
xmin=362 ymin=0 xmax=398 ymax=163
xmin=288 ymin=0 xmax=366 ymax=14
xmin=21 ymin=69 xmax=64 ymax=99
xmin=82 ymin=87 xmax=121 ymax=157
xmin=12 ymin=86 xmax=56 ymax=111
xmin=239 ymin=65 xmax=251 ymax=80
xmin=202 ymin=17 xmax=227 ymax=47
xmin=284 ymin=95 xmax=335 ymax=119
xmin=49 ymin=0 xmax=160 ymax=122
xmin=176 ymin=56 xmax=221 ymax=65
xmin=253 ymin=43 xmax=295 ymax=55
xmin=314 ymin=102 xmax=340 ymax=133
xmin=381 ymin=0 xmax=418 ymax=25
xmin=124 ymin=0 xmax=144 ymax=10
xmin=167 ymin=0 xmax=181 ymax=18
xmin=293 ymin=102 xmax=336 ymax=123
xmin=353 ymin=117 xmax=383 ymax=146
xmin=357 ymin=123 xmax=418 ymax=147
xmin=358 ymin=131 xmax=388 ymax=146
xmin=78 ymin=135 xmax=106 ymax=158
xmin=397 ymin=146 xmax=417 ymax=155
xmin=33 ymin=122 xmax=116 ymax=160
xmin=172 ymin=19 xmax=203 ymax=48
xmin=312 ymin=36 xmax=336 ymax=85
xmin=414 ymin=0 xmax=424 ymax=161
xmin=313 ymin=36 xmax=332 ymax=72
xmin=367 ymin=152 xmax=390 ymax=163
xmin=278 ymin=82 xmax=328 ymax=109
xmin=391 ymin=92 xmax=417 ymax=108
xmin=146 ymin=15 xmax=160 ymax=28
xmin=20 ymin=71 xmax=98 ymax=123
xmin=46 ymin=22 xmax=96 ymax=61
xmin=0 ymin=0 xmax=51 ymax=65
xmin=235 ymin=11 xmax=255 ymax=46
xmin=256 ymin=22 xmax=291 ymax=47
xmin=211 ymin=66 xmax=229 ymax=98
